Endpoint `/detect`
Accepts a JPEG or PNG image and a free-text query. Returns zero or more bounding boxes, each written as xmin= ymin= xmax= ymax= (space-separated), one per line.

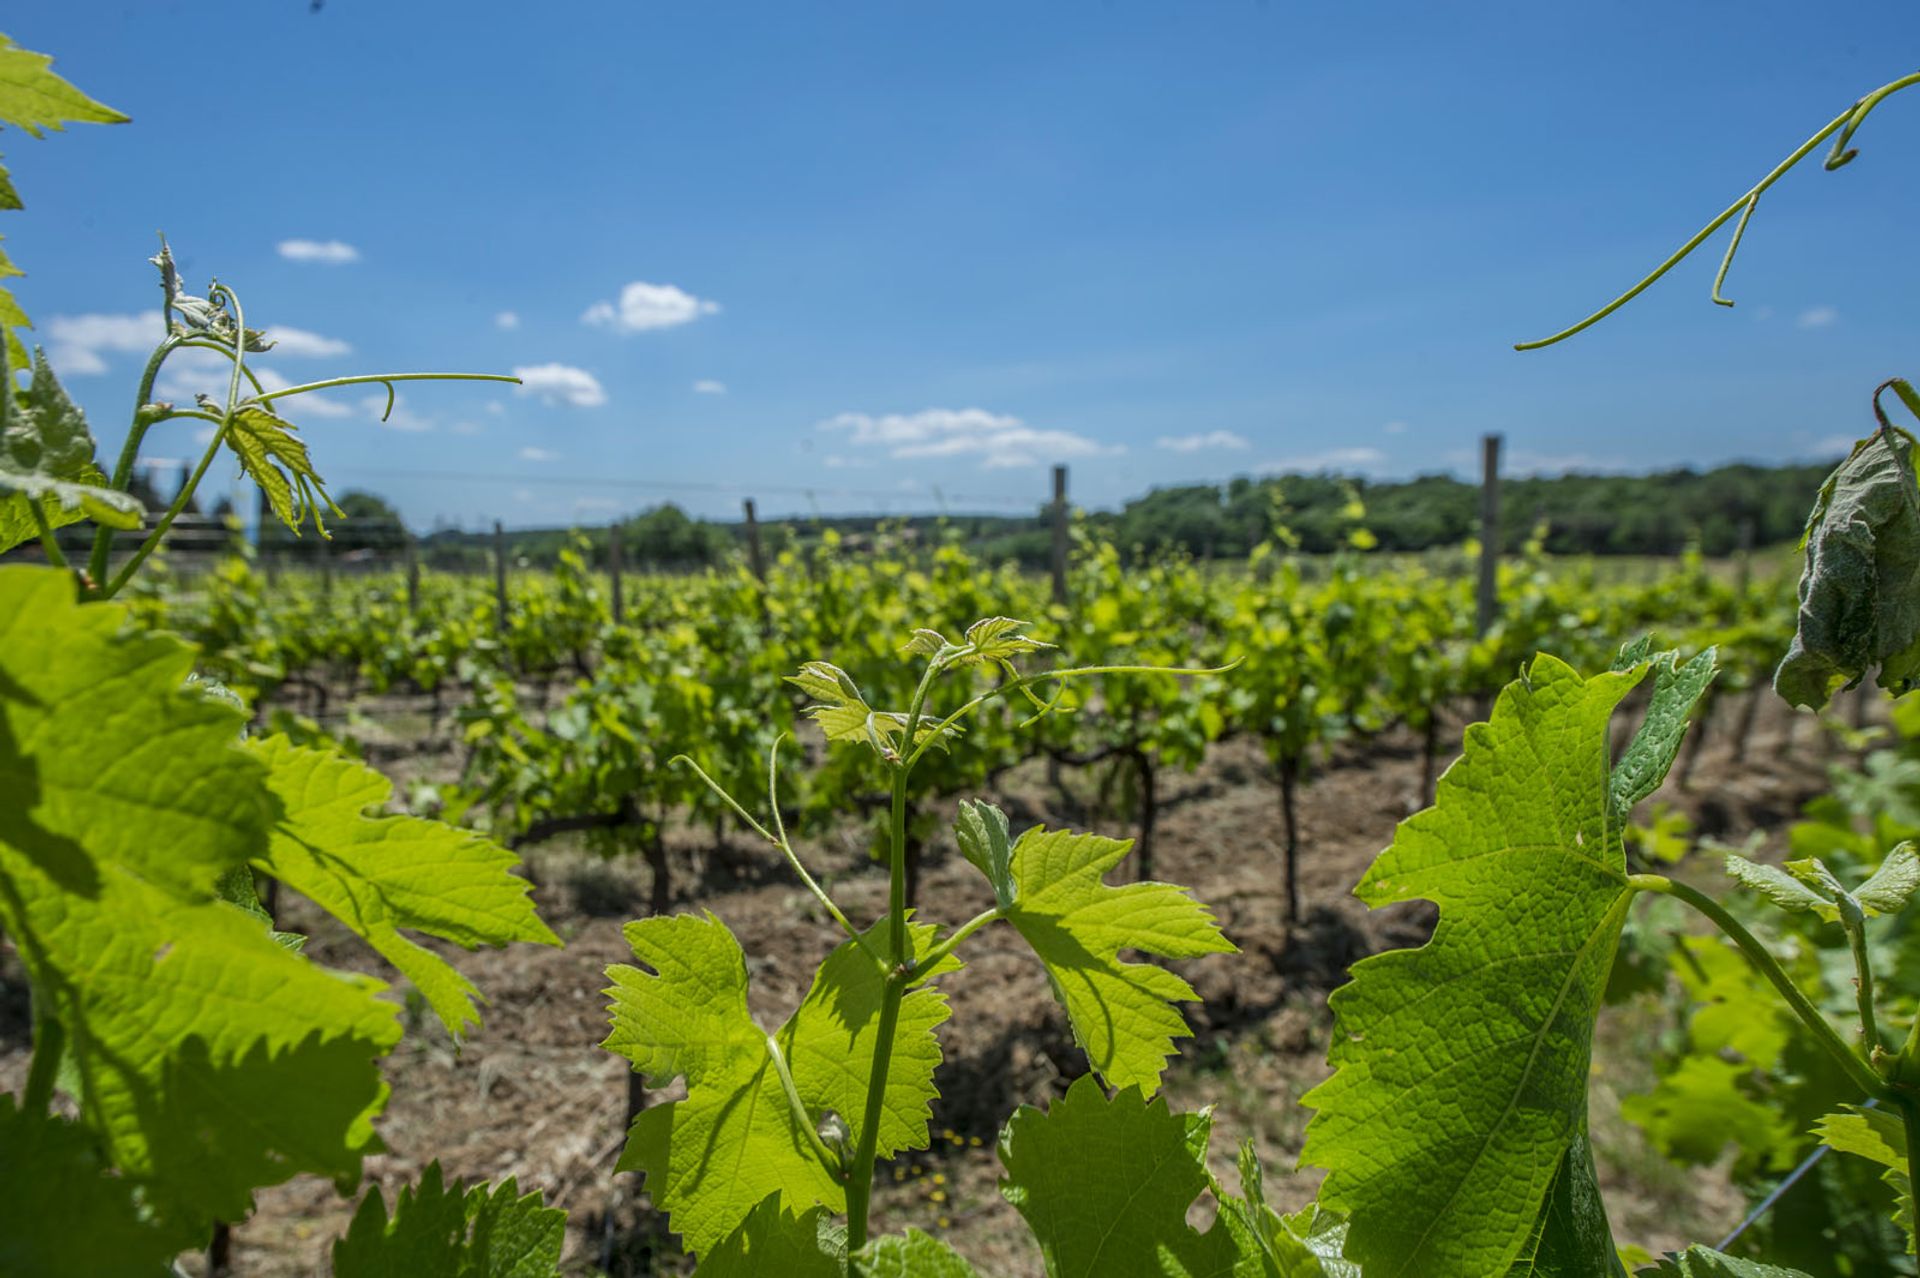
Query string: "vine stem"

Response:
xmin=31 ymin=502 xmax=69 ymax=569
xmin=1629 ymin=873 xmax=1890 ymax=1100
xmin=1901 ymin=1099 xmax=1920 ymax=1244
xmin=1515 ymin=71 xmax=1920 ymax=350
xmin=252 ymin=371 xmax=521 ymax=407
xmin=97 ymin=408 xmax=236 ymax=599
xmin=23 ymin=1011 xmax=64 ymax=1115
xmin=845 ymin=657 xmax=942 ymax=1252
xmin=89 ymin=336 xmax=182 ymax=585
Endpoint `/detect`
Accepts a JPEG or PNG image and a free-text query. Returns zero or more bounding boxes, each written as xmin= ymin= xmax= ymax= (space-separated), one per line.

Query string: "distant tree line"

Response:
xmin=250 ymin=461 xmax=1831 ymax=573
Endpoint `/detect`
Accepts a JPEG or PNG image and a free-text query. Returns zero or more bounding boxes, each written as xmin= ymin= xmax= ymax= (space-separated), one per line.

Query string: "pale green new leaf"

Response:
xmin=1619 ymin=1057 xmax=1795 ymax=1174
xmin=0 ymin=348 xmax=142 ymax=552
xmin=999 ymin=1075 xmax=1248 ymax=1278
xmin=1637 ymin=1246 xmax=1814 ymax=1277
xmin=854 ymin=1229 xmax=982 ymax=1278
xmin=1302 ymin=653 xmax=1648 ymax=1277
xmin=1609 ymin=646 xmax=1716 ymax=822
xmin=1856 ymin=843 xmax=1920 ymax=916
xmin=1813 ymin=1105 xmax=1915 ymax=1252
xmin=332 ymin=1162 xmax=565 ymax=1277
xmin=226 ymin=402 xmax=340 ymax=535
xmin=954 ymin=615 xmax=1052 ymax=665
xmin=787 ymin=659 xmax=961 ymax=755
xmin=247 ymin=734 xmax=559 ymax=1038
xmin=1776 ymin=426 xmax=1920 ymax=707
xmin=1724 ymin=852 xmax=1831 ymax=918
xmin=0 ymin=566 xmax=400 ymax=1229
xmin=698 ymin=1196 xmax=846 ymax=1278
xmin=1211 ymin=1141 xmax=1344 ymax=1277
xmin=1002 ymin=824 xmax=1234 ymax=1094
xmin=604 ymin=913 xmax=958 ymax=1257
xmin=0 ymin=33 xmax=128 ymax=136
xmin=0 ymin=1095 xmax=185 ymax=1277
xmin=954 ymin=799 xmax=1017 ymax=910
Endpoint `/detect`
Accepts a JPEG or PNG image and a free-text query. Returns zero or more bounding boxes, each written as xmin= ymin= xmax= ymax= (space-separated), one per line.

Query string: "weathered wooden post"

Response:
xmin=1476 ymin=434 xmax=1501 ymax=637
xmin=404 ymin=533 xmax=420 ymax=614
xmin=493 ymin=520 xmax=509 ymax=633
xmin=743 ymin=498 xmax=767 ymax=582
xmin=607 ymin=521 xmax=625 ymax=625
xmin=1050 ymin=464 xmax=1069 ymax=607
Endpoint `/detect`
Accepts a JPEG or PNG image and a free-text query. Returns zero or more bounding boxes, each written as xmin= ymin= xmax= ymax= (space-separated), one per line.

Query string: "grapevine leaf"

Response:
xmin=246 ymin=734 xmax=559 ymax=1039
xmin=0 ymin=33 xmax=129 ymax=137
xmin=0 ymin=1095 xmax=187 ymax=1277
xmin=954 ymin=615 xmax=1052 ymax=665
xmin=1212 ymin=1141 xmax=1347 ymax=1276
xmin=999 ymin=1075 xmax=1248 ymax=1278
xmin=1637 ymin=1247 xmax=1815 ymax=1277
xmin=954 ymin=798 xmax=1017 ymax=910
xmin=902 ymin=627 xmax=950 ymax=656
xmin=332 ymin=1162 xmax=565 ymax=1277
xmin=1302 ymin=653 xmax=1647 ymax=1277
xmin=215 ymin=863 xmax=306 ymax=952
xmin=604 ymin=913 xmax=958 ymax=1257
xmin=1813 ymin=1105 xmax=1916 ymax=1252
xmin=0 ymin=348 xmax=142 ymax=552
xmin=0 ymin=160 xmax=17 ymax=209
xmin=225 ymin=402 xmax=340 ymax=536
xmin=0 ymin=565 xmax=400 ymax=1228
xmin=1856 ymin=843 xmax=1920 ymax=915
xmin=1001 ymin=824 xmax=1235 ymax=1094
xmin=1506 ymin=1131 xmax=1620 ymax=1278
xmin=1724 ymin=852 xmax=1832 ymax=919
xmin=699 ymin=1196 xmax=846 ymax=1277
xmin=1609 ymin=646 xmax=1716 ymax=821
xmin=778 ymin=919 xmax=959 ymax=1163
xmin=788 ymin=659 xmax=961 ymax=755
xmin=1776 ymin=426 xmax=1920 ymax=707
xmin=853 ymin=1230 xmax=982 ymax=1278
xmin=1620 ymin=1058 xmax=1795 ymax=1174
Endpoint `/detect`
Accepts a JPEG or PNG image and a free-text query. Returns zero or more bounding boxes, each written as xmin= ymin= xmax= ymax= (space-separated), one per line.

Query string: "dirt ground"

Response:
xmin=0 ymin=681 xmax=1847 ymax=1276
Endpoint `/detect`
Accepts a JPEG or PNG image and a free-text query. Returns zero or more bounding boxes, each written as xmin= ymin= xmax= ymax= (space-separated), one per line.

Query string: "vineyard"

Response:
xmin=8 ymin=25 xmax=1920 ymax=1278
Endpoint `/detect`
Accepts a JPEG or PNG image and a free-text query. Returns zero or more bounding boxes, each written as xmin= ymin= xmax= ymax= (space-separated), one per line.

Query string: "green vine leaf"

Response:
xmin=1724 ymin=852 xmax=1832 ymax=918
xmin=0 ymin=32 xmax=128 ymax=137
xmin=247 ymin=734 xmax=560 ymax=1039
xmin=332 ymin=1162 xmax=565 ymax=1278
xmin=954 ymin=799 xmax=1016 ymax=911
xmin=0 ymin=565 xmax=400 ymax=1230
xmin=1302 ymin=653 xmax=1650 ymax=1276
xmin=1001 ymin=825 xmax=1235 ymax=1095
xmin=603 ymin=912 xmax=958 ymax=1258
xmin=0 ymin=1095 xmax=189 ymax=1277
xmin=788 ymin=660 xmax=960 ymax=756
xmin=952 ymin=615 xmax=1052 ymax=666
xmin=698 ymin=1196 xmax=846 ymax=1277
xmin=1776 ymin=425 xmax=1920 ymax=708
xmin=0 ymin=348 xmax=142 ymax=553
xmin=1637 ymin=1246 xmax=1815 ymax=1276
xmin=998 ymin=1074 xmax=1248 ymax=1277
xmin=1609 ymin=645 xmax=1716 ymax=822
xmin=1813 ymin=1105 xmax=1916 ymax=1253
xmin=225 ymin=402 xmax=340 ymax=536
xmin=853 ymin=1229 xmax=982 ymax=1277
xmin=1855 ymin=843 xmax=1920 ymax=916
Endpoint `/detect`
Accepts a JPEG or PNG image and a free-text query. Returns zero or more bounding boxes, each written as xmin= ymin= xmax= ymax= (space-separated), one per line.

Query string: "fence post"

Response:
xmin=1050 ymin=464 xmax=1069 ymax=607
xmin=404 ymin=533 xmax=420 ymax=614
xmin=1476 ymin=434 xmax=1501 ymax=636
xmin=493 ymin=520 xmax=509 ymax=633
xmin=743 ymin=499 xmax=767 ymax=582
xmin=608 ymin=521 xmax=625 ymax=625
xmin=320 ymin=535 xmax=334 ymax=600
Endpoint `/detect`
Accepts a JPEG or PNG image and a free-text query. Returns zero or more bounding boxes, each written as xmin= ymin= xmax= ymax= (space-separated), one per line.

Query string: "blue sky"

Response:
xmin=9 ymin=3 xmax=1920 ymax=529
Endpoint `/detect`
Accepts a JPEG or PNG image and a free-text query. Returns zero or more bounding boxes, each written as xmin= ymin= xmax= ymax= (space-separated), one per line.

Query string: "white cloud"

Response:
xmin=150 ymin=355 xmax=352 ymax=419
xmin=359 ymin=392 xmax=433 ymax=432
xmin=261 ymin=326 xmax=351 ymax=358
xmin=1155 ymin=430 xmax=1249 ymax=453
xmin=1382 ymin=420 xmax=1408 ymax=435
xmin=46 ymin=312 xmax=163 ymax=375
xmin=513 ymin=362 xmax=606 ymax=408
xmin=1258 ymin=447 xmax=1387 ymax=475
xmin=1797 ymin=305 xmax=1838 ymax=330
xmin=485 ymin=401 xmax=507 ymax=416
xmin=582 ymin=281 xmax=720 ymax=333
xmin=518 ymin=446 xmax=557 ymax=462
xmin=278 ymin=239 xmax=360 ymax=265
xmin=692 ymin=379 xmax=727 ymax=395
xmin=1807 ymin=434 xmax=1859 ymax=457
xmin=821 ymin=407 xmax=1121 ymax=470
xmin=495 ymin=311 xmax=520 ymax=330
xmin=449 ymin=420 xmax=482 ymax=436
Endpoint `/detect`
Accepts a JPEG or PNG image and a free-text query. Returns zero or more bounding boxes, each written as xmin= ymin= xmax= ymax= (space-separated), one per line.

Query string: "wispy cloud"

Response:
xmin=1382 ymin=420 xmax=1408 ymax=435
xmin=1797 ymin=305 xmax=1838 ymax=330
xmin=518 ymin=446 xmax=557 ymax=462
xmin=277 ymin=238 xmax=360 ymax=265
xmin=821 ymin=407 xmax=1121 ymax=470
xmin=495 ymin=311 xmax=520 ymax=330
xmin=692 ymin=378 xmax=727 ymax=395
xmin=260 ymin=326 xmax=351 ymax=359
xmin=513 ymin=363 xmax=607 ymax=408
xmin=1259 ymin=446 xmax=1387 ymax=475
xmin=1155 ymin=430 xmax=1248 ymax=453
xmin=46 ymin=311 xmax=161 ymax=375
xmin=449 ymin=420 xmax=482 ymax=436
xmin=583 ymin=281 xmax=720 ymax=333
